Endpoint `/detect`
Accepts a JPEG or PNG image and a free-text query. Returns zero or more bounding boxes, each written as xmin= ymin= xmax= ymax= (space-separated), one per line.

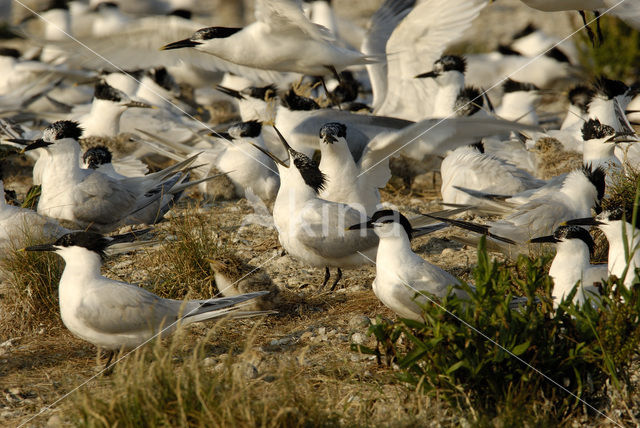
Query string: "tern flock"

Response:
xmin=2 ymin=0 xmax=640 ymax=364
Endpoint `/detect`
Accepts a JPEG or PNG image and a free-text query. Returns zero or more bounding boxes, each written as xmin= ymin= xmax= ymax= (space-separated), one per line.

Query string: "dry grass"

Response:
xmin=0 ymin=238 xmax=64 ymax=339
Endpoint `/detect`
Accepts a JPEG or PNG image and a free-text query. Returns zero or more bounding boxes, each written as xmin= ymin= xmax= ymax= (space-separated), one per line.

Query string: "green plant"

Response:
xmin=576 ymin=15 xmax=640 ymax=81
xmin=356 ymin=238 xmax=640 ymax=422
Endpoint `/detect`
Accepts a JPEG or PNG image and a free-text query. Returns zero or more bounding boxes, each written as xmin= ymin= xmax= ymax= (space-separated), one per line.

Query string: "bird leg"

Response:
xmin=320 ymin=266 xmax=331 ymax=290
xmin=103 ymin=350 xmax=115 ymax=375
xmin=579 ymin=11 xmax=597 ymax=47
xmin=594 ymin=11 xmax=604 ymax=44
xmin=329 ymin=268 xmax=342 ymax=291
xmin=322 ymin=65 xmax=342 ymax=110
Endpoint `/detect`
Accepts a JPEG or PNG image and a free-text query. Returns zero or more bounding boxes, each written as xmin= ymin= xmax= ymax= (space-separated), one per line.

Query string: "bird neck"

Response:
xmin=376 ymin=228 xmax=413 ymax=263
xmin=41 ymin=141 xmax=84 ymax=186
xmin=432 ymin=72 xmax=465 ymax=117
xmin=43 ymin=9 xmax=71 ymax=41
xmin=582 ymin=138 xmax=617 ymax=167
xmin=549 ymin=239 xmax=591 ymax=303
xmin=559 ymin=171 xmax=598 ymax=214
xmin=59 ymin=247 xmax=104 ymax=283
xmin=84 ymin=99 xmax=126 ymax=137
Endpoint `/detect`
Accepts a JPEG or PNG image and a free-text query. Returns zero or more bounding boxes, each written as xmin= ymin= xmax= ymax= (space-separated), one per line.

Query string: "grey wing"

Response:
xmin=75 ymin=281 xmax=179 ymax=335
xmin=296 ymin=202 xmax=378 ymax=259
xmin=405 ymin=262 xmax=462 ymax=299
xmin=73 ymin=173 xmax=138 ymax=225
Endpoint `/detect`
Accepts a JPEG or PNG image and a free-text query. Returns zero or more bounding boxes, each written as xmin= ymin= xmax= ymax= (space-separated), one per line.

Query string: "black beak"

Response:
xmin=22 ymin=139 xmax=52 ymax=153
xmin=210 ymin=131 xmax=232 ymax=140
xmin=4 ymin=138 xmax=32 ymax=145
xmin=529 ymin=235 xmax=559 ymax=244
xmin=273 ymin=126 xmax=293 ymax=164
xmin=415 ymin=71 xmax=439 ymax=79
xmin=23 ymin=243 xmax=56 ymax=252
xmin=123 ymin=101 xmax=154 ymax=109
xmin=609 ymin=131 xmax=639 ymax=143
xmin=246 ymin=128 xmax=290 ymax=168
xmin=161 ymin=38 xmax=201 ymax=50
xmin=215 ymin=85 xmax=245 ymax=100
xmin=563 ymin=217 xmax=604 ymax=226
xmin=347 ymin=220 xmax=373 ymax=231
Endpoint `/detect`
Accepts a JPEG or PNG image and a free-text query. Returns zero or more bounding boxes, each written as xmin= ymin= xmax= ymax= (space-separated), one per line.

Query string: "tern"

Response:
xmin=415 ymin=55 xmax=467 ymax=118
xmin=24 ymin=231 xmax=272 ymax=369
xmin=24 ymin=120 xmax=216 ymax=232
xmin=161 ymin=0 xmax=379 ymax=77
xmin=251 ymin=126 xmax=379 ymax=290
xmin=530 ymin=225 xmax=605 ymax=307
xmin=348 ymin=210 xmax=530 ymax=321
xmin=496 ymin=79 xmax=541 ymax=126
xmin=565 ymin=208 xmax=640 ymax=287
xmin=430 ymin=165 xmax=606 ymax=248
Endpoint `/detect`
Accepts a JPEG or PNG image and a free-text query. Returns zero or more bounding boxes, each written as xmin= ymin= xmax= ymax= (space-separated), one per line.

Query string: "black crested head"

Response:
xmin=0 ymin=47 xmax=20 ymax=58
xmin=94 ymin=81 xmax=124 ymax=102
xmin=602 ymin=206 xmax=640 ymax=227
xmin=503 ymin=78 xmax=539 ymax=93
xmin=193 ymin=26 xmax=242 ymax=40
xmin=593 ymin=76 xmax=628 ymax=99
xmin=44 ymin=120 xmax=83 ymax=141
xmin=455 ymin=86 xmax=483 ymax=117
xmin=435 ymin=55 xmax=466 ymax=74
xmin=581 ymin=118 xmax=615 ymax=141
xmin=147 ymin=67 xmax=176 ymax=91
xmin=555 ymin=225 xmax=595 ymax=255
xmin=545 ymin=47 xmax=571 ymax=64
xmin=568 ymin=85 xmax=595 ymax=113
xmin=83 ymin=146 xmax=112 ymax=169
xmin=319 ymin=122 xmax=347 ymax=144
xmin=512 ymin=23 xmax=537 ymax=40
xmin=582 ymin=163 xmax=606 ymax=202
xmin=54 ymin=231 xmax=111 ymax=257
xmin=291 ymin=152 xmax=326 ymax=193
xmin=169 ymin=9 xmax=192 ymax=19
xmin=230 ymin=120 xmax=262 ymax=138
xmin=370 ymin=210 xmax=413 ymax=239
xmin=248 ymin=84 xmax=277 ymax=101
xmin=282 ymin=89 xmax=320 ymax=111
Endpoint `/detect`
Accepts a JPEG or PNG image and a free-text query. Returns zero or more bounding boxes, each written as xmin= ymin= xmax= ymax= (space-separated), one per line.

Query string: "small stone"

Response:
xmin=348 ymin=315 xmax=371 ymax=330
xmin=232 ymin=362 xmax=258 ymax=379
xmin=350 ymin=332 xmax=367 ymax=345
xmin=441 ymin=248 xmax=456 ymax=257
xmin=46 ymin=414 xmax=63 ymax=428
xmin=317 ymin=327 xmax=326 ymax=336
xmin=299 ymin=332 xmax=313 ymax=341
xmin=213 ymin=363 xmax=226 ymax=373
xmin=203 ymin=357 xmax=217 ymax=367
xmin=270 ymin=337 xmax=292 ymax=346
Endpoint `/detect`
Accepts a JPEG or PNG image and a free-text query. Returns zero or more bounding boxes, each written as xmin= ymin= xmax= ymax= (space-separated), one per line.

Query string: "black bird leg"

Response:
xmin=320 ymin=266 xmax=331 ymax=290
xmin=579 ymin=11 xmax=597 ymax=47
xmin=322 ymin=65 xmax=342 ymax=109
xmin=594 ymin=11 xmax=604 ymax=44
xmin=103 ymin=350 xmax=115 ymax=375
xmin=329 ymin=268 xmax=342 ymax=291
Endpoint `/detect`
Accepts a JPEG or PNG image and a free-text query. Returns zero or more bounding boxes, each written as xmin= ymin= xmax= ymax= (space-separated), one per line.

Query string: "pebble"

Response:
xmin=350 ymin=333 xmax=367 ymax=345
xmin=46 ymin=415 xmax=63 ymax=428
xmin=348 ymin=315 xmax=371 ymax=330
xmin=232 ymin=362 xmax=258 ymax=379
xmin=441 ymin=248 xmax=456 ymax=257
xmin=270 ymin=337 xmax=292 ymax=346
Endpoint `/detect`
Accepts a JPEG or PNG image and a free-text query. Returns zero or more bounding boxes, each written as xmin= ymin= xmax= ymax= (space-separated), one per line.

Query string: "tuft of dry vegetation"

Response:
xmin=0 ymin=237 xmax=63 ymax=339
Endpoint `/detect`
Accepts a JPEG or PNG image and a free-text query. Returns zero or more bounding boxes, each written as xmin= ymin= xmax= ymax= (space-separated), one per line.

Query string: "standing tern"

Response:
xmin=565 ymin=208 xmax=640 ymax=287
xmin=496 ymin=79 xmax=541 ymax=126
xmin=251 ymin=126 xmax=379 ymax=290
xmin=529 ymin=225 xmax=605 ymax=307
xmin=24 ymin=231 xmax=272 ymax=368
xmin=348 ymin=210 xmax=530 ymax=321
xmin=161 ymin=0 xmax=380 ymax=77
